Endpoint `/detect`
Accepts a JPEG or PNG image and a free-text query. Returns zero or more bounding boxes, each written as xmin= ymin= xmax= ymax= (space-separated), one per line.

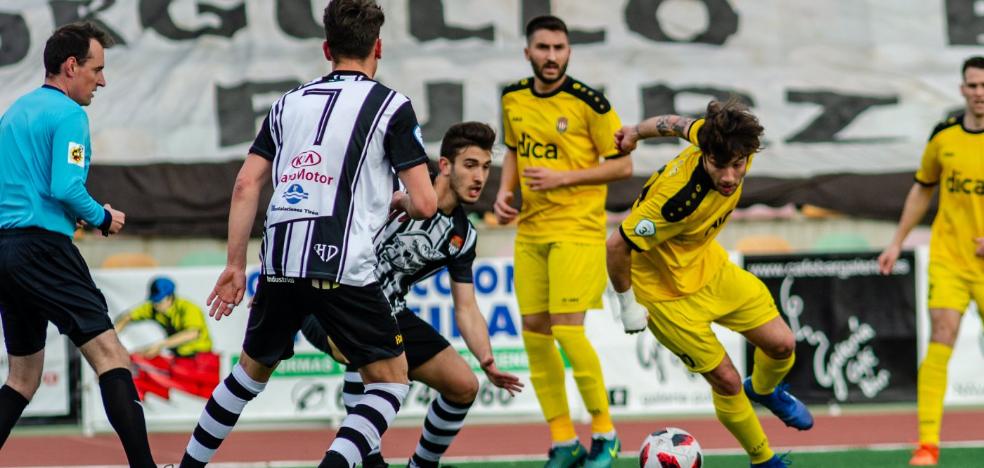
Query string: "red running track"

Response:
xmin=4 ymin=409 xmax=984 ymax=466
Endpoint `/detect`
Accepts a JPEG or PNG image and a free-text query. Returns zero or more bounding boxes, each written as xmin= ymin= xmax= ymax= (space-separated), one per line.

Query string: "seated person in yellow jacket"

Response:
xmin=115 ymin=276 xmax=213 ymax=358
xmin=115 ymin=276 xmax=217 ymax=399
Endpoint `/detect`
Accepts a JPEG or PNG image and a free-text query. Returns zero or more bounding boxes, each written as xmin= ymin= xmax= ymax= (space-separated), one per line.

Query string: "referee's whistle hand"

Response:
xmin=103 ymin=203 xmax=125 ymax=235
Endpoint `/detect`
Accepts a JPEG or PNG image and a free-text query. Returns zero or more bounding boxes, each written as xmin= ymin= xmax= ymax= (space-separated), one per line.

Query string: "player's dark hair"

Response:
xmin=525 ymin=15 xmax=568 ymax=41
xmin=440 ymin=122 xmax=495 ymax=162
xmin=962 ymin=56 xmax=984 ymax=78
xmin=323 ymin=0 xmax=385 ymax=60
xmin=698 ymin=99 xmax=764 ymax=166
xmin=43 ymin=22 xmax=113 ymax=77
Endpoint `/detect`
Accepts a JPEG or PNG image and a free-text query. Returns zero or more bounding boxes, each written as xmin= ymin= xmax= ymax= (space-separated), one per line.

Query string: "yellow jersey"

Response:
xmin=129 ymin=297 xmax=213 ymax=357
xmin=501 ymin=76 xmax=623 ymax=243
xmin=915 ymin=115 xmax=984 ymax=280
xmin=619 ymin=119 xmax=749 ymax=302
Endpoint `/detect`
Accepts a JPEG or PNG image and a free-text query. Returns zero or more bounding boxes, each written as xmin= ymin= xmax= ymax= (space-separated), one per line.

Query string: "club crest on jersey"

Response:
xmin=448 ymin=234 xmax=464 ymax=256
xmin=556 ymin=117 xmax=568 ymax=134
xmin=290 ymin=150 xmax=322 ymax=168
xmin=67 ymin=142 xmax=85 ymax=167
xmin=634 ymin=219 xmax=656 ymax=237
xmin=282 ymin=184 xmax=309 ymax=204
xmin=313 ymin=244 xmax=339 ymax=263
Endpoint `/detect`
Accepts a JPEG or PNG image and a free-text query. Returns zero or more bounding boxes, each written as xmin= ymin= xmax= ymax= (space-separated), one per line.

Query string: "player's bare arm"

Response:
xmin=604 ymin=231 xmax=648 ymax=333
xmin=523 ymin=154 xmax=632 ymax=191
xmin=878 ymin=183 xmax=935 ymax=274
xmin=974 ymin=237 xmax=984 ymax=258
xmin=450 ymin=281 xmax=524 ymax=395
xmin=616 ymin=114 xmax=696 ymax=154
xmin=605 ymin=232 xmax=633 ymax=292
xmin=494 ymin=148 xmax=520 ymax=223
xmin=208 ymin=153 xmax=271 ymax=319
xmin=397 ymin=163 xmax=438 ymax=220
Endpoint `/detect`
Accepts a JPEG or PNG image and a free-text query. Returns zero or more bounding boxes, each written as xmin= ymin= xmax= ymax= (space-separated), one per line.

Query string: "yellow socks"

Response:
xmin=918 ymin=342 xmax=953 ymax=445
xmin=552 ymin=324 xmax=614 ymax=435
xmin=713 ymin=389 xmax=774 ymax=464
xmin=751 ymin=348 xmax=795 ymax=395
xmin=522 ymin=330 xmax=575 ymax=442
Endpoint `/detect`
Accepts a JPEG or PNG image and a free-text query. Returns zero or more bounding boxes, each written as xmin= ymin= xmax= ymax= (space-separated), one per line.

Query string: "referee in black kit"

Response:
xmin=179 ymin=1 xmax=437 ymax=467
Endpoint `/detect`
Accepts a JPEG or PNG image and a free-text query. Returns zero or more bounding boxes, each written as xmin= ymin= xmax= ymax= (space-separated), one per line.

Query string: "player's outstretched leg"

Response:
xmin=181 ymin=363 xmax=267 ymax=467
xmin=743 ymin=322 xmax=812 ymax=431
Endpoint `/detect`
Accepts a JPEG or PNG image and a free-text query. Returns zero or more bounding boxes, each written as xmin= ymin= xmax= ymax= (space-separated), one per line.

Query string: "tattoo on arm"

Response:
xmin=650 ymin=115 xmax=696 ymax=138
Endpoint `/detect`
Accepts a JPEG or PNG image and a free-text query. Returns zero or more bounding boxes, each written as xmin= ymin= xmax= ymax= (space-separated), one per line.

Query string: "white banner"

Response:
xmin=0 ymin=324 xmax=71 ymax=417
xmin=0 ymin=1 xmax=980 ymax=176
xmin=83 ymin=258 xmax=744 ymax=431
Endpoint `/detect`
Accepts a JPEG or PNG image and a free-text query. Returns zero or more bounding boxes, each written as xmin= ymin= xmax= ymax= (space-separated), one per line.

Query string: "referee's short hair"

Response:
xmin=43 ymin=22 xmax=113 ymax=77
xmin=440 ymin=122 xmax=495 ymax=162
xmin=323 ymin=0 xmax=385 ymax=60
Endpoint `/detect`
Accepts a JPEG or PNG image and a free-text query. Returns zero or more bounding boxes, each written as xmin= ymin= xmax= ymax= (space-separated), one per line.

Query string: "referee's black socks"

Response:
xmin=99 ymin=367 xmax=156 ymax=467
xmin=0 ymin=384 xmax=29 ymax=448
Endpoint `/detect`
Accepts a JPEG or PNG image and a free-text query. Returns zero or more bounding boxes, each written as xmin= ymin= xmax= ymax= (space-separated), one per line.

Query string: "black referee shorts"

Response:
xmin=0 ymin=228 xmax=113 ymax=355
xmin=301 ymin=308 xmax=451 ymax=371
xmin=244 ymin=276 xmax=404 ymax=369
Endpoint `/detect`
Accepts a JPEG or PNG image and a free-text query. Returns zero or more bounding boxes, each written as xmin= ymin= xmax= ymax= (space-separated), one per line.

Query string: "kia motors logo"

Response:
xmin=291 ymin=151 xmax=322 ymax=168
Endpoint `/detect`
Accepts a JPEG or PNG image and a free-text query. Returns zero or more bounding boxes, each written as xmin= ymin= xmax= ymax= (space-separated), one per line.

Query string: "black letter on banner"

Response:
xmin=409 ymin=0 xmax=493 ymax=42
xmin=521 ymin=0 xmax=605 ymax=44
xmin=640 ymin=84 xmax=754 ymax=145
xmin=420 ymin=82 xmax=463 ymax=143
xmin=276 ymin=0 xmax=322 ymax=39
xmin=786 ymin=91 xmax=899 ymax=143
xmin=216 ymin=80 xmax=301 ymax=147
xmin=945 ymin=0 xmax=983 ymax=45
xmin=0 ymin=13 xmax=29 ymax=67
xmin=625 ymin=0 xmax=738 ymax=45
xmin=140 ymin=0 xmax=247 ymax=40
xmin=49 ymin=0 xmax=127 ymax=45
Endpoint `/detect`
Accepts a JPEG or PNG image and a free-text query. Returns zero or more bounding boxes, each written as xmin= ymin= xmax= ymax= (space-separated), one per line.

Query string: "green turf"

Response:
xmin=282 ymin=446 xmax=984 ymax=467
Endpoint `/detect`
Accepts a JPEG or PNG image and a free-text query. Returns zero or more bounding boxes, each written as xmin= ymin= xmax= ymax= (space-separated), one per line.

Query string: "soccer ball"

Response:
xmin=639 ymin=427 xmax=702 ymax=468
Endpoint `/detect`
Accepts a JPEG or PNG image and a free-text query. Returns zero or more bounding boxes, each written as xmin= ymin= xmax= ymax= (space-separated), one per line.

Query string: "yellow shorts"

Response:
xmin=514 ymin=241 xmax=606 ymax=315
xmin=638 ymin=261 xmax=779 ymax=374
xmin=928 ymin=262 xmax=984 ymax=312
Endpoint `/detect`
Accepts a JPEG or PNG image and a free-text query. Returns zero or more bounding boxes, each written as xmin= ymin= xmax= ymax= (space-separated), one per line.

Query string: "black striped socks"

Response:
xmin=408 ymin=394 xmax=473 ymax=468
xmin=322 ymin=381 xmax=408 ymax=467
xmin=180 ymin=364 xmax=266 ymax=467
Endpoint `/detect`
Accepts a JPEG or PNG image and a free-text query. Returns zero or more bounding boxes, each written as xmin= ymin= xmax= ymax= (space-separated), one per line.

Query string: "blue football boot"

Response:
xmin=744 ymin=378 xmax=814 ymax=430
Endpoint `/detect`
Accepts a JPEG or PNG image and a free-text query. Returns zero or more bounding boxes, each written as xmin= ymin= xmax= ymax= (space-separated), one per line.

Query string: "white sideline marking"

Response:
xmin=19 ymin=441 xmax=984 ymax=468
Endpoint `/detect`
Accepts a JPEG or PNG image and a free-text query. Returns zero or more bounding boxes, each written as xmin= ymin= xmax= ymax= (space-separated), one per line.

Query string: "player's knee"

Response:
xmin=704 ymin=365 xmax=742 ymax=396
xmin=710 ymin=378 xmax=742 ymax=396
xmin=763 ymin=336 xmax=795 ymax=359
xmin=929 ymin=324 xmax=958 ymax=346
xmin=5 ymin=374 xmax=41 ymax=400
xmin=446 ymin=374 xmax=479 ymax=405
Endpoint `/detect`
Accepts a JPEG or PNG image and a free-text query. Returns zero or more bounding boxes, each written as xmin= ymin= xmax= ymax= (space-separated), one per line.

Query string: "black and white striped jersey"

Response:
xmin=249 ymin=71 xmax=428 ymax=286
xmin=373 ymin=204 xmax=478 ymax=311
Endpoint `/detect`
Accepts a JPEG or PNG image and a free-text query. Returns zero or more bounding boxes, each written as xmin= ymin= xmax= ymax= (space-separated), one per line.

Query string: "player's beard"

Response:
xmin=532 ymin=59 xmax=568 ymax=85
